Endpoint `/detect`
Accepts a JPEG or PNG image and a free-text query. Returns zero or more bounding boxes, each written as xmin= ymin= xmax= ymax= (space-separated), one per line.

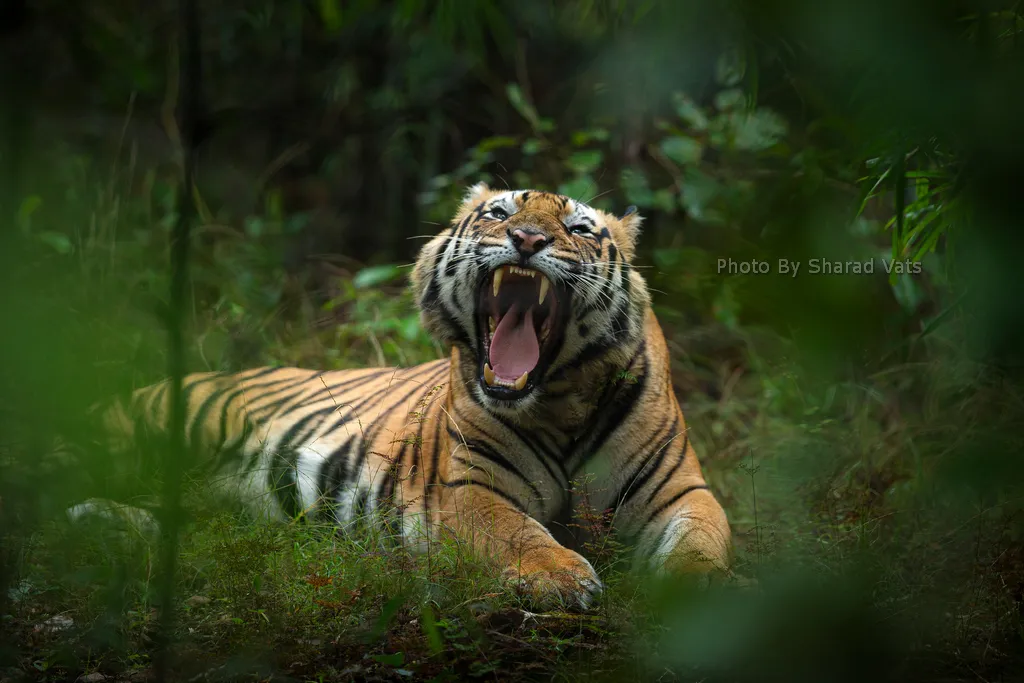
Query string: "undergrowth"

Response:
xmin=4 ymin=300 xmax=1023 ymax=682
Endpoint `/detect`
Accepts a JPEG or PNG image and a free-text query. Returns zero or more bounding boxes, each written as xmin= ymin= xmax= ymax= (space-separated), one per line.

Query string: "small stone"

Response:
xmin=186 ymin=595 xmax=211 ymax=607
xmin=78 ymin=673 xmax=107 ymax=682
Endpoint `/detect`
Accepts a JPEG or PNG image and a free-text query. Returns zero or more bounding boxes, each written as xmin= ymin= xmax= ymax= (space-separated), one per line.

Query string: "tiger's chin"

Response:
xmin=474 ymin=264 xmax=570 ymax=406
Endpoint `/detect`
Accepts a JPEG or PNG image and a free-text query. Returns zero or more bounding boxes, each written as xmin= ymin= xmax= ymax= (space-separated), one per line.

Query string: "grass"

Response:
xmin=4 ymin=309 xmax=1023 ymax=682
xmin=3 ymin=145 xmax=1024 ymax=683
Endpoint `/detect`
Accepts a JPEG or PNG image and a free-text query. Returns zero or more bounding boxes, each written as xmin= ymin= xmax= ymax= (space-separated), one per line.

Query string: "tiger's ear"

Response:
xmin=452 ymin=182 xmax=498 ymax=225
xmin=617 ymin=205 xmax=643 ymax=259
xmin=464 ymin=182 xmax=492 ymax=204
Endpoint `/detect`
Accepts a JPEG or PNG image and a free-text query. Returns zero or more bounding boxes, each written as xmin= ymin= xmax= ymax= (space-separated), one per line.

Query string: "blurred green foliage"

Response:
xmin=3 ymin=0 xmax=1024 ymax=681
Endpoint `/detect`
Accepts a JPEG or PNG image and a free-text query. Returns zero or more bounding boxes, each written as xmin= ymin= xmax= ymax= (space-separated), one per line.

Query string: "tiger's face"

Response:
xmin=413 ymin=184 xmax=650 ymax=414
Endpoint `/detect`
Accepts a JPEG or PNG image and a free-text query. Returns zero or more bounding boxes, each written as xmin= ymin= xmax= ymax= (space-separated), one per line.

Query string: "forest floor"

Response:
xmin=3 ymin=308 xmax=1024 ymax=683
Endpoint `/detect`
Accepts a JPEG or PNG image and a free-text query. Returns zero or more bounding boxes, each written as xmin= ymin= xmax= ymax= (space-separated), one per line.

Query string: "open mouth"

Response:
xmin=477 ymin=265 xmax=567 ymax=400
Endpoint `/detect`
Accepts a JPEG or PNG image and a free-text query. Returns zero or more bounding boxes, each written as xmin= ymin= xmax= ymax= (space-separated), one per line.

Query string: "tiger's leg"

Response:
xmin=613 ymin=434 xmax=732 ymax=581
xmin=437 ymin=478 xmax=603 ymax=610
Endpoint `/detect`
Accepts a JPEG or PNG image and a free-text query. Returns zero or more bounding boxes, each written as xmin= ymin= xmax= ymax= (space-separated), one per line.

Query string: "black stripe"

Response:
xmin=574 ymin=300 xmax=598 ymax=321
xmin=598 ymin=272 xmax=615 ymax=311
xmin=436 ymin=299 xmax=471 ymax=348
xmin=186 ymin=384 xmax=231 ymax=449
xmin=569 ymin=341 xmax=649 ymax=468
xmin=267 ymin=446 xmax=302 ymax=519
xmin=621 ymin=263 xmax=632 ymax=296
xmin=617 ymin=416 xmax=683 ymax=509
xmin=145 ymin=382 xmax=169 ymax=422
xmin=236 ymin=367 xmax=285 ymax=382
xmin=274 ymin=387 xmax=384 ymax=463
xmin=357 ymin=488 xmax=371 ymax=520
xmin=273 ymin=367 xmax=420 ymax=453
xmin=550 ymin=334 xmax=637 ymax=382
xmin=426 ymin=396 xmax=447 ymax=520
xmin=376 ymin=439 xmax=410 ymax=525
xmin=410 ymin=399 xmax=432 ymax=524
xmin=256 ymin=371 xmax=329 ymax=420
xmin=608 ymin=302 xmax=631 ymax=341
xmin=179 ymin=373 xmax=226 ymax=410
xmin=317 ymin=436 xmax=357 ymax=523
xmin=214 ymin=375 xmax=315 ymax=452
xmin=448 ymin=428 xmax=543 ymax=505
xmin=335 ymin=365 xmax=447 ymax=508
xmin=445 ymin=213 xmax=476 ymax=276
xmin=247 ymin=368 xmax=389 ymax=423
xmin=191 ymin=369 xmax=289 ymax=447
xmin=351 ymin=363 xmax=449 ymax=475
xmin=489 ymin=414 xmax=569 ymax=489
xmin=441 ymin=478 xmax=528 ymax=514
xmin=207 ymin=423 xmax=252 ymax=475
xmin=645 ymin=484 xmax=709 ymax=528
xmin=644 ymin=433 xmax=690 ymax=505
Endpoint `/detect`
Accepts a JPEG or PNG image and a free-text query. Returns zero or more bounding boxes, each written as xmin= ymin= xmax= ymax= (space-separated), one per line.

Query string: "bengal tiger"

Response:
xmin=68 ymin=184 xmax=732 ymax=609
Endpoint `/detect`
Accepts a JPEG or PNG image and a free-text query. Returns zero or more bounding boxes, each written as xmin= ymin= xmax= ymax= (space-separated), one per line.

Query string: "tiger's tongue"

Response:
xmin=489 ymin=303 xmax=539 ymax=380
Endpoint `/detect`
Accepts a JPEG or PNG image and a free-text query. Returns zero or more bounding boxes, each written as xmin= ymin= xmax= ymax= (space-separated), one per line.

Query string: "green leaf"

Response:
xmin=712 ymin=283 xmax=741 ymax=329
xmin=353 ymin=264 xmax=404 ymax=289
xmin=265 ymin=189 xmax=283 ymax=221
xmin=557 ymin=176 xmax=595 ymax=202
xmin=566 ymin=150 xmax=603 ymax=174
xmin=17 ymin=195 xmax=42 ymax=233
xmin=620 ymin=168 xmax=654 ymax=207
xmin=318 ymin=0 xmax=342 ymax=32
xmin=420 ymin=602 xmax=444 ymax=655
xmin=244 ymin=217 xmax=264 ymax=238
xmin=673 ymin=94 xmax=709 ymax=131
xmin=680 ymin=168 xmax=722 ymax=222
xmin=36 ymin=231 xmax=72 ymax=255
xmin=506 ymin=83 xmax=542 ymax=132
xmin=731 ymin=109 xmax=787 ymax=152
xmin=571 ymin=128 xmax=609 ymax=146
xmin=713 ymin=89 xmax=746 ymax=111
xmin=659 ymin=137 xmax=703 ymax=166
xmin=521 ymin=138 xmax=543 ymax=155
xmin=475 ymin=136 xmax=519 ymax=153
xmin=653 ymin=188 xmax=677 ymax=213
xmin=891 ymin=271 xmax=924 ymax=313
xmin=653 ymin=247 xmax=683 ymax=269
xmin=715 ymin=47 xmax=746 ymax=87
xmin=400 ymin=316 xmax=421 ymax=342
xmin=371 ymin=652 xmax=406 ymax=667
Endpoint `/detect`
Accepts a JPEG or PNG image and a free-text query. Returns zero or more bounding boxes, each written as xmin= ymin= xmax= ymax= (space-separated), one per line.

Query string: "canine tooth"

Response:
xmin=484 ymin=363 xmax=496 ymax=386
xmin=538 ymin=277 xmax=549 ymax=305
xmin=514 ymin=371 xmax=528 ymax=391
xmin=492 ymin=269 xmax=504 ymax=297
xmin=489 ymin=317 xmax=496 ymax=334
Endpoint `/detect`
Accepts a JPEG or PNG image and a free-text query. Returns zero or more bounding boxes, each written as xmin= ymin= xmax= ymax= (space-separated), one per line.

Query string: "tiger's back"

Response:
xmin=115 ymin=360 xmax=450 ymax=539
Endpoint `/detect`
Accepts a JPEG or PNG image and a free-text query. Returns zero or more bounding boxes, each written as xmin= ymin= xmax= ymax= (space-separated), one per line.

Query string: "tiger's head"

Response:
xmin=412 ymin=184 xmax=651 ymax=415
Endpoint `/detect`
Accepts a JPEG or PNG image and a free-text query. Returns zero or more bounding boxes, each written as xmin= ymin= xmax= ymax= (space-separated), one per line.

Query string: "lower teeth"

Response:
xmin=483 ymin=363 xmax=529 ymax=391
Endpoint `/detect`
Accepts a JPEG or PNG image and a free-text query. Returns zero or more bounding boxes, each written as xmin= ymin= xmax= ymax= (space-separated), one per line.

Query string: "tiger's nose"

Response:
xmin=509 ymin=228 xmax=551 ymax=256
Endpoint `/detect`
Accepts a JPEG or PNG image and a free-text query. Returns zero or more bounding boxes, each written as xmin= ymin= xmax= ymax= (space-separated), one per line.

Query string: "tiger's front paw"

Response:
xmin=502 ymin=547 xmax=603 ymax=611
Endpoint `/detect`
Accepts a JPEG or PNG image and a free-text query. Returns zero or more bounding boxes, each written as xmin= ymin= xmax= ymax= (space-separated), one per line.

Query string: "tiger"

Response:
xmin=68 ymin=184 xmax=733 ymax=609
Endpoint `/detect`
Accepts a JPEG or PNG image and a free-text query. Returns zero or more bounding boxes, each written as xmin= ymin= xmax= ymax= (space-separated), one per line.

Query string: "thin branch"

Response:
xmin=153 ymin=0 xmax=201 ymax=680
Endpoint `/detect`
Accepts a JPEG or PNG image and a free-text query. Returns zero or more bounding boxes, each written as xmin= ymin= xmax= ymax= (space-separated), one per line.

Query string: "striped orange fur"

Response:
xmin=71 ymin=185 xmax=733 ymax=609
